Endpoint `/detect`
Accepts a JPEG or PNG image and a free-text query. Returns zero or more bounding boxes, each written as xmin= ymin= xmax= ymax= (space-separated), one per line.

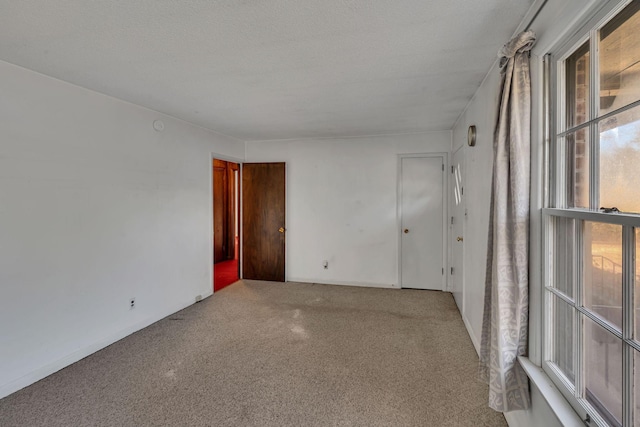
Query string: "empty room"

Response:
xmin=1 ymin=1 xmax=639 ymax=426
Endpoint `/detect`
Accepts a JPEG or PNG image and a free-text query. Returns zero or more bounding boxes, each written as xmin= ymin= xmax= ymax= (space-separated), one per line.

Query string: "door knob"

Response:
xmin=457 ymin=236 xmax=463 ymax=242
xmin=404 ymin=229 xmax=409 ymax=234
xmin=278 ymin=227 xmax=285 ymax=233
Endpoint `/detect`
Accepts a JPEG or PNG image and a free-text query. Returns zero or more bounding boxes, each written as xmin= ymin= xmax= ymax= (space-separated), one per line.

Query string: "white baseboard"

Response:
xmin=461 ymin=313 xmax=481 ymax=356
xmin=0 ymin=294 xmax=205 ymax=399
xmin=286 ymin=277 xmax=397 ymax=289
xmin=504 ymin=412 xmax=518 ymax=426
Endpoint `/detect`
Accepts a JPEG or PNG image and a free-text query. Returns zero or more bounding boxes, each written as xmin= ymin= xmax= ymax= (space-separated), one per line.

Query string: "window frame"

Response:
xmin=542 ymin=1 xmax=640 ymax=426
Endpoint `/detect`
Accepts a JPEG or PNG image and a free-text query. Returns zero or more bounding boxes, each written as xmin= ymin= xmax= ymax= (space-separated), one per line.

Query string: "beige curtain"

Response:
xmin=479 ymin=30 xmax=536 ymax=413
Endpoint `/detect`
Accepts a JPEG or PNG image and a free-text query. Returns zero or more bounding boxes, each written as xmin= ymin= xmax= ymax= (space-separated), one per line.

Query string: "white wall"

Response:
xmin=451 ymin=1 xmax=609 ymax=426
xmin=245 ymin=132 xmax=451 ymax=288
xmin=452 ymin=51 xmax=566 ymax=427
xmin=451 ymin=65 xmax=500 ymax=352
xmin=452 ymin=0 xmax=607 ymax=353
xmin=0 ymin=60 xmax=244 ymax=398
xmin=505 ymin=384 xmax=562 ymax=427
xmin=452 ymin=49 xmax=567 ymax=427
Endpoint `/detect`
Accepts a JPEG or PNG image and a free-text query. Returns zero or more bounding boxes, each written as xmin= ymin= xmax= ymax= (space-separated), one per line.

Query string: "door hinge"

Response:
xmin=442 ymin=267 xmax=444 ymax=275
xmin=451 ymin=216 xmax=454 ymax=225
xmin=450 ymin=267 xmax=454 ymax=275
xmin=461 ymin=187 xmax=464 ymax=196
xmin=451 ymin=166 xmax=454 ymax=173
xmin=442 ymin=163 xmax=444 ymax=172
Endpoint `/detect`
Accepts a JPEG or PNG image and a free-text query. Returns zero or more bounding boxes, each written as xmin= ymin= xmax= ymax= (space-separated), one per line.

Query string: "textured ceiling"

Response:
xmin=0 ymin=0 xmax=532 ymax=141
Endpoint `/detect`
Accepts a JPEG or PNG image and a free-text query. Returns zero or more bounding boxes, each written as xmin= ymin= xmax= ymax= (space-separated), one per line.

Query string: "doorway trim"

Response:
xmin=396 ymin=152 xmax=449 ymax=291
xmin=211 ymin=152 xmax=244 ymax=293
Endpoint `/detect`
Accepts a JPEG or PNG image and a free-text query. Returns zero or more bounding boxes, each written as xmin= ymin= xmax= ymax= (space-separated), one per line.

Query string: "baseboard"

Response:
xmin=461 ymin=313 xmax=481 ymax=356
xmin=0 ymin=295 xmax=203 ymax=399
xmin=286 ymin=277 xmax=397 ymax=289
xmin=504 ymin=412 xmax=518 ymax=426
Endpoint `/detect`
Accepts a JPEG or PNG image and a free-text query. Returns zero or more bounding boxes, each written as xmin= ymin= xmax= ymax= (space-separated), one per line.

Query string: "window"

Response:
xmin=544 ymin=1 xmax=640 ymax=426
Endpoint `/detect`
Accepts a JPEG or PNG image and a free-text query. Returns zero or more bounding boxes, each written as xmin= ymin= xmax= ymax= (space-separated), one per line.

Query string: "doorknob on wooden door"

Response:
xmin=278 ymin=227 xmax=286 ymax=233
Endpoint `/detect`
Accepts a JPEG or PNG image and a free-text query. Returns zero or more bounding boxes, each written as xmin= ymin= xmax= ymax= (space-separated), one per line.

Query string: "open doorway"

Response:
xmin=213 ymin=158 xmax=240 ymax=292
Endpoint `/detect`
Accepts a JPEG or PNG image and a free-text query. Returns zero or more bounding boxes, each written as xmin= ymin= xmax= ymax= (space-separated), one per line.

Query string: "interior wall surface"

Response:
xmin=0 ymin=60 xmax=244 ymax=398
xmin=451 ymin=1 xmax=608 ymax=425
xmin=245 ymin=132 xmax=451 ymax=289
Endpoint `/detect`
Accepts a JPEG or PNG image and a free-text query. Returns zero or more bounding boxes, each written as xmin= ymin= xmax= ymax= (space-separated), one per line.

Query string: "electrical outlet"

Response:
xmin=323 ymin=260 xmax=328 ymax=269
xmin=129 ymin=297 xmax=136 ymax=309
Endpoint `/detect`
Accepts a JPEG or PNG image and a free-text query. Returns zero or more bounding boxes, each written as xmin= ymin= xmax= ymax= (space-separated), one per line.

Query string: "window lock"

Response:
xmin=599 ymin=206 xmax=619 ymax=213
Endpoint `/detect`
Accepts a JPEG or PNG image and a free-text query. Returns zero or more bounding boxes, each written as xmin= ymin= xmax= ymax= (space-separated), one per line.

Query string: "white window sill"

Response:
xmin=518 ymin=356 xmax=585 ymax=427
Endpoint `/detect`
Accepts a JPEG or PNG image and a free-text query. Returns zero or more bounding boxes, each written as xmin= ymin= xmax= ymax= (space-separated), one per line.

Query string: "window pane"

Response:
xmin=583 ymin=221 xmax=622 ymax=330
xmin=599 ymin=0 xmax=640 ymax=116
xmin=566 ymin=42 xmax=590 ymax=128
xmin=550 ymin=293 xmax=575 ymax=383
xmin=553 ymin=216 xmax=575 ymax=298
xmin=562 ymin=129 xmax=590 ymax=209
xmin=584 ymin=315 xmax=623 ymax=426
xmin=599 ymin=105 xmax=640 ymax=213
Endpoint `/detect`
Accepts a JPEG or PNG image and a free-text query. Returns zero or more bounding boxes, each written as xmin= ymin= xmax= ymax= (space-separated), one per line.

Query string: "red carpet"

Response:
xmin=214 ymin=259 xmax=239 ymax=292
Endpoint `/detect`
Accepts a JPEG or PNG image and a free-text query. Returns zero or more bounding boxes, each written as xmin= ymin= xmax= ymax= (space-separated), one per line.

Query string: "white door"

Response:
xmin=400 ymin=156 xmax=444 ymax=290
xmin=450 ymin=148 xmax=465 ymax=310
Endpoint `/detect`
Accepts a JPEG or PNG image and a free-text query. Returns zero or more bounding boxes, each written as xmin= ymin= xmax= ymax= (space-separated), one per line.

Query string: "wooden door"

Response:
xmin=242 ymin=163 xmax=286 ymax=281
xmin=213 ymin=159 xmax=228 ymax=263
xmin=400 ymin=156 xmax=444 ymax=290
xmin=226 ymin=162 xmax=239 ymax=260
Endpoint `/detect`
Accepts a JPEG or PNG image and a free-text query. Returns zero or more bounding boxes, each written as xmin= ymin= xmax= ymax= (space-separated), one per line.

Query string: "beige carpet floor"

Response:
xmin=0 ymin=280 xmax=506 ymax=427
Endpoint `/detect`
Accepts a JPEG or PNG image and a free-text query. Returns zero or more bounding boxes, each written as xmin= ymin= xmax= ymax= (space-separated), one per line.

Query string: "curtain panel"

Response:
xmin=479 ymin=30 xmax=536 ymax=413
